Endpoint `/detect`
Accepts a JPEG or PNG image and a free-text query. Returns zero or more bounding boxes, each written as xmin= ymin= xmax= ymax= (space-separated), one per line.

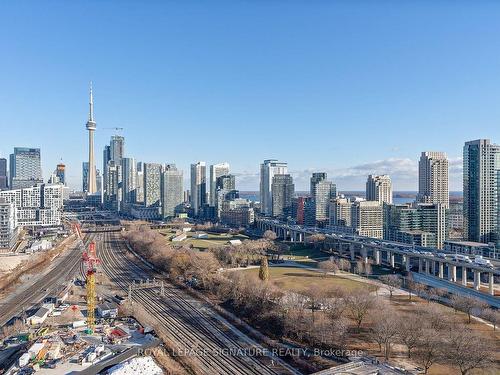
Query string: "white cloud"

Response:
xmin=233 ymin=157 xmax=463 ymax=192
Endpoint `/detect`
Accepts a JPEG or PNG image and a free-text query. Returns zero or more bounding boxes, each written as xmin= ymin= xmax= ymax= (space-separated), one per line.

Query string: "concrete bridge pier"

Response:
xmin=405 ymin=255 xmax=411 ymax=272
xmin=474 ymin=270 xmax=481 ymax=290
xmin=390 ymin=252 xmax=395 ymax=268
xmin=438 ymin=262 xmax=444 ymax=278
xmin=489 ymin=273 xmax=495 ymax=295
xmin=374 ymin=250 xmax=381 ymax=265
xmin=418 ymin=258 xmax=423 ymax=273
xmin=449 ymin=264 xmax=457 ymax=283
xmin=349 ymin=244 xmax=355 ymax=261
xmin=462 ymin=266 xmax=468 ymax=286
xmin=425 ymin=259 xmax=430 ymax=274
xmin=361 ymin=246 xmax=368 ymax=264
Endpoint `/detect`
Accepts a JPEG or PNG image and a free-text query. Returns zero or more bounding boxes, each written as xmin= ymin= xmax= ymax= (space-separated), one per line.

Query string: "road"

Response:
xmin=97 ymin=232 xmax=300 ymax=375
xmin=0 ymin=234 xmax=91 ymax=326
xmin=412 ymin=273 xmax=500 ymax=308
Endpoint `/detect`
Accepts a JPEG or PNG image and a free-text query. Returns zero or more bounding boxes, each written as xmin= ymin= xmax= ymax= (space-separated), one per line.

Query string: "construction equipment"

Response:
xmin=82 ymin=242 xmax=100 ymax=333
xmin=35 ymin=342 xmax=48 ymax=363
xmin=28 ymin=327 xmax=49 ymax=341
xmin=72 ymin=222 xmax=82 ymax=239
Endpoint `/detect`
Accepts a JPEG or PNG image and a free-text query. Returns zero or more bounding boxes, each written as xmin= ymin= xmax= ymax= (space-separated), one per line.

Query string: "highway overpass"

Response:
xmin=256 ymin=218 xmax=500 ymax=297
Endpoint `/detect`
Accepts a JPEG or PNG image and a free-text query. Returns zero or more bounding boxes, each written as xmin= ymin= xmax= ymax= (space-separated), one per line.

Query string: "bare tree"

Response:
xmin=370 ymin=304 xmax=400 ymax=360
xmin=188 ymin=251 xmax=220 ymax=288
xmin=397 ymin=315 xmax=423 ymax=358
xmin=414 ymin=328 xmax=443 ymax=374
xmin=169 ymin=250 xmax=193 ymax=280
xmin=410 ymin=281 xmax=427 ymax=299
xmin=416 ymin=303 xmax=452 ymax=332
xmin=406 ymin=277 xmax=416 ymax=301
xmin=306 ymin=233 xmax=326 ymax=249
xmin=318 ymin=257 xmax=339 ymax=276
xmin=263 ymin=230 xmax=277 ymax=241
xmin=336 ymin=258 xmax=351 ymax=272
xmin=481 ymin=308 xmax=500 ymax=331
xmin=450 ymin=294 xmax=488 ymax=324
xmin=379 ymin=274 xmax=402 ymax=298
xmin=427 ymin=287 xmax=448 ymax=303
xmin=304 ymin=285 xmax=327 ymax=323
xmin=345 ymin=289 xmax=375 ymax=331
xmin=324 ymin=296 xmax=346 ymax=321
xmin=444 ymin=326 xmax=493 ymax=375
xmin=354 ymin=259 xmax=364 ymax=275
xmin=363 ymin=261 xmax=372 ymax=277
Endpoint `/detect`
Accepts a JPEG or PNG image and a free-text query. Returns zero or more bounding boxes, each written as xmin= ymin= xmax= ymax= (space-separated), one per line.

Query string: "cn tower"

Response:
xmin=86 ymin=82 xmax=97 ymax=194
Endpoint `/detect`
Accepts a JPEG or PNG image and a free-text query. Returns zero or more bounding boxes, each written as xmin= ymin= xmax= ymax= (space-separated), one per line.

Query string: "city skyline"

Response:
xmin=1 ymin=2 xmax=499 ymax=191
xmin=1 ymin=3 xmax=499 ymax=374
xmin=0 ymin=138 xmax=468 ymax=193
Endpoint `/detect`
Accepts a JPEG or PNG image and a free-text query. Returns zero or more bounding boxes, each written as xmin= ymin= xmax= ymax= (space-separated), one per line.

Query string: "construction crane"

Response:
xmin=82 ymin=242 xmax=100 ymax=334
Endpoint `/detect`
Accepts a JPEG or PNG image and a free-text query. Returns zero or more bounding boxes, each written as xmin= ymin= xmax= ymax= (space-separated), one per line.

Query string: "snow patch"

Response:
xmin=108 ymin=356 xmax=163 ymax=375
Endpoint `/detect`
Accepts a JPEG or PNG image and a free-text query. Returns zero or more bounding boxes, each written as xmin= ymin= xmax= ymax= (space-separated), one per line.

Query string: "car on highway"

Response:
xmin=453 ymin=254 xmax=472 ymax=263
xmin=473 ymin=255 xmax=494 ymax=268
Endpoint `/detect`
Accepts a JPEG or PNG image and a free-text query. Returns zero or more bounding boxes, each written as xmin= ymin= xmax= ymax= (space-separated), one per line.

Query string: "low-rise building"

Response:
xmin=130 ymin=204 xmax=160 ymax=220
xmin=29 ymin=239 xmax=52 ymax=252
xmin=220 ymin=199 xmax=254 ymax=227
xmin=172 ymin=233 xmax=187 ymax=242
xmin=28 ymin=307 xmax=50 ymax=325
xmin=97 ymin=301 xmax=119 ymax=318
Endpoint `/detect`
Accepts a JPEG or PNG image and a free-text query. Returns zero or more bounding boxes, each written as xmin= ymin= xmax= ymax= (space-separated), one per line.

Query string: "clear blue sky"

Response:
xmin=1 ymin=1 xmax=500 ymax=191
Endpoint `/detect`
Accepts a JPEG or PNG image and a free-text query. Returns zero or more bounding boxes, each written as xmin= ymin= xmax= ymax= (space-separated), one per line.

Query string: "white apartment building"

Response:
xmin=351 ymin=200 xmax=383 ymax=239
xmin=366 ymin=174 xmax=392 ymax=204
xmin=418 ymin=151 xmax=449 ymax=209
xmin=329 ymin=197 xmax=352 ymax=227
xmin=0 ymin=198 xmax=19 ymax=251
xmin=0 ymin=184 xmax=63 ymax=226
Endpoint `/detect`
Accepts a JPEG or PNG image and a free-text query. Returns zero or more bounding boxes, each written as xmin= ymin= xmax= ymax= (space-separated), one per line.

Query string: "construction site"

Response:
xmin=0 ymin=238 xmax=163 ymax=375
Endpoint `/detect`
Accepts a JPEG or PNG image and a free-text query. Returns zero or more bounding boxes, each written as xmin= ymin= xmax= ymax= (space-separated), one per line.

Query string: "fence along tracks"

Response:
xmin=97 ymin=232 xmax=299 ymax=375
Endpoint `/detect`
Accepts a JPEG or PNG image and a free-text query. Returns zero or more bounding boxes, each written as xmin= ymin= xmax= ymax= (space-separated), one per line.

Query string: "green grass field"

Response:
xmin=284 ymin=244 xmax=327 ymax=259
xmin=242 ymin=266 xmax=377 ymax=295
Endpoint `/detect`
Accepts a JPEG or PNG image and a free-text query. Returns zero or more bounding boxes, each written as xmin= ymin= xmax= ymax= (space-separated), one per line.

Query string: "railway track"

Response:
xmin=97 ymin=232 xmax=299 ymax=375
xmin=0 ymin=234 xmax=93 ymax=326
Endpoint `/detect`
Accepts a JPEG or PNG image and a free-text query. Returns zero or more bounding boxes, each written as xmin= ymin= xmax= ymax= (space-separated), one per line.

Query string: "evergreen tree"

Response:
xmin=259 ymin=256 xmax=269 ymax=282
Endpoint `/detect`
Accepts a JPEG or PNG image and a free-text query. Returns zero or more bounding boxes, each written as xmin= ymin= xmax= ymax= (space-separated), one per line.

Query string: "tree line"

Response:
xmin=123 ymin=226 xmax=498 ymax=374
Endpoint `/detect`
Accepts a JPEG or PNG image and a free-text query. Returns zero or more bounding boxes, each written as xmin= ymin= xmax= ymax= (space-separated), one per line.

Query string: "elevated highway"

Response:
xmin=257 ymin=218 xmax=500 ymax=298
